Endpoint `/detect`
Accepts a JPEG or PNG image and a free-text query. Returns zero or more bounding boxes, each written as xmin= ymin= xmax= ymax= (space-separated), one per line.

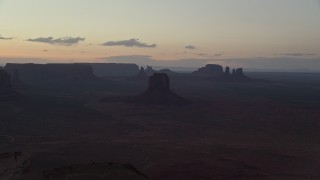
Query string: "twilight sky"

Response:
xmin=0 ymin=0 xmax=319 ymax=69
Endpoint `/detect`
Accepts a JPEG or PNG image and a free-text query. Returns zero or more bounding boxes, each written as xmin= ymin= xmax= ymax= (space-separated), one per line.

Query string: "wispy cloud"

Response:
xmin=102 ymin=38 xmax=157 ymax=48
xmin=274 ymin=53 xmax=317 ymax=57
xmin=27 ymin=37 xmax=85 ymax=46
xmin=0 ymin=35 xmax=13 ymax=40
xmin=185 ymin=45 xmax=196 ymax=49
xmin=195 ymin=53 xmax=207 ymax=57
xmin=178 ymin=51 xmax=221 ymax=58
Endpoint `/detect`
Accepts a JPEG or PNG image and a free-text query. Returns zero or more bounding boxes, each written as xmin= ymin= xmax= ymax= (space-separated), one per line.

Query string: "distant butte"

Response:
xmin=102 ymin=73 xmax=189 ymax=106
xmin=137 ymin=73 xmax=189 ymax=105
xmin=193 ymin=64 xmax=249 ymax=81
xmin=192 ymin=64 xmax=224 ymax=76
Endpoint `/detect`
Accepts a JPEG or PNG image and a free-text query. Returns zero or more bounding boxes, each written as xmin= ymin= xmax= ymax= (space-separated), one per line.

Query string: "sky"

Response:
xmin=0 ymin=0 xmax=320 ymax=70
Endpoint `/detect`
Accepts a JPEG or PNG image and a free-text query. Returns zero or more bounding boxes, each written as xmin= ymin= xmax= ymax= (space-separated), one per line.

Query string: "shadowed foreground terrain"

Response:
xmin=1 ymin=71 xmax=320 ymax=179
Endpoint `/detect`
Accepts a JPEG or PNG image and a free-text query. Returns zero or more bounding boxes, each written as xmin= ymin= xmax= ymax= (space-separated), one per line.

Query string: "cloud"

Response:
xmin=102 ymin=38 xmax=156 ymax=48
xmin=177 ymin=52 xmax=209 ymax=57
xmin=0 ymin=35 xmax=13 ymax=40
xmin=27 ymin=36 xmax=85 ymax=46
xmin=195 ymin=53 xmax=208 ymax=57
xmin=185 ymin=45 xmax=196 ymax=49
xmin=274 ymin=53 xmax=317 ymax=57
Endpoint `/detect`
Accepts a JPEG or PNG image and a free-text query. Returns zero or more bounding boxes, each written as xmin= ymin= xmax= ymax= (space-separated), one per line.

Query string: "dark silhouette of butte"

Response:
xmin=193 ymin=64 xmax=224 ymax=76
xmin=137 ymin=73 xmax=188 ymax=105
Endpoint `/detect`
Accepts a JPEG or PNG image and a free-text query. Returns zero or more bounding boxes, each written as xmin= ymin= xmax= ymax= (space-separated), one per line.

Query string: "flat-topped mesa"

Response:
xmin=84 ymin=63 xmax=140 ymax=77
xmin=0 ymin=67 xmax=11 ymax=89
xmin=192 ymin=64 xmax=224 ymax=76
xmin=138 ymin=73 xmax=189 ymax=105
xmin=4 ymin=63 xmax=97 ymax=83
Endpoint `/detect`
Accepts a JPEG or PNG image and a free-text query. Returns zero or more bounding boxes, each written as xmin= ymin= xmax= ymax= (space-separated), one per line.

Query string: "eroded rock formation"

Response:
xmin=225 ymin=66 xmax=230 ymax=76
xmin=131 ymin=67 xmax=149 ymax=81
xmin=236 ymin=68 xmax=244 ymax=77
xmin=193 ymin=64 xmax=249 ymax=81
xmin=145 ymin=66 xmax=157 ymax=75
